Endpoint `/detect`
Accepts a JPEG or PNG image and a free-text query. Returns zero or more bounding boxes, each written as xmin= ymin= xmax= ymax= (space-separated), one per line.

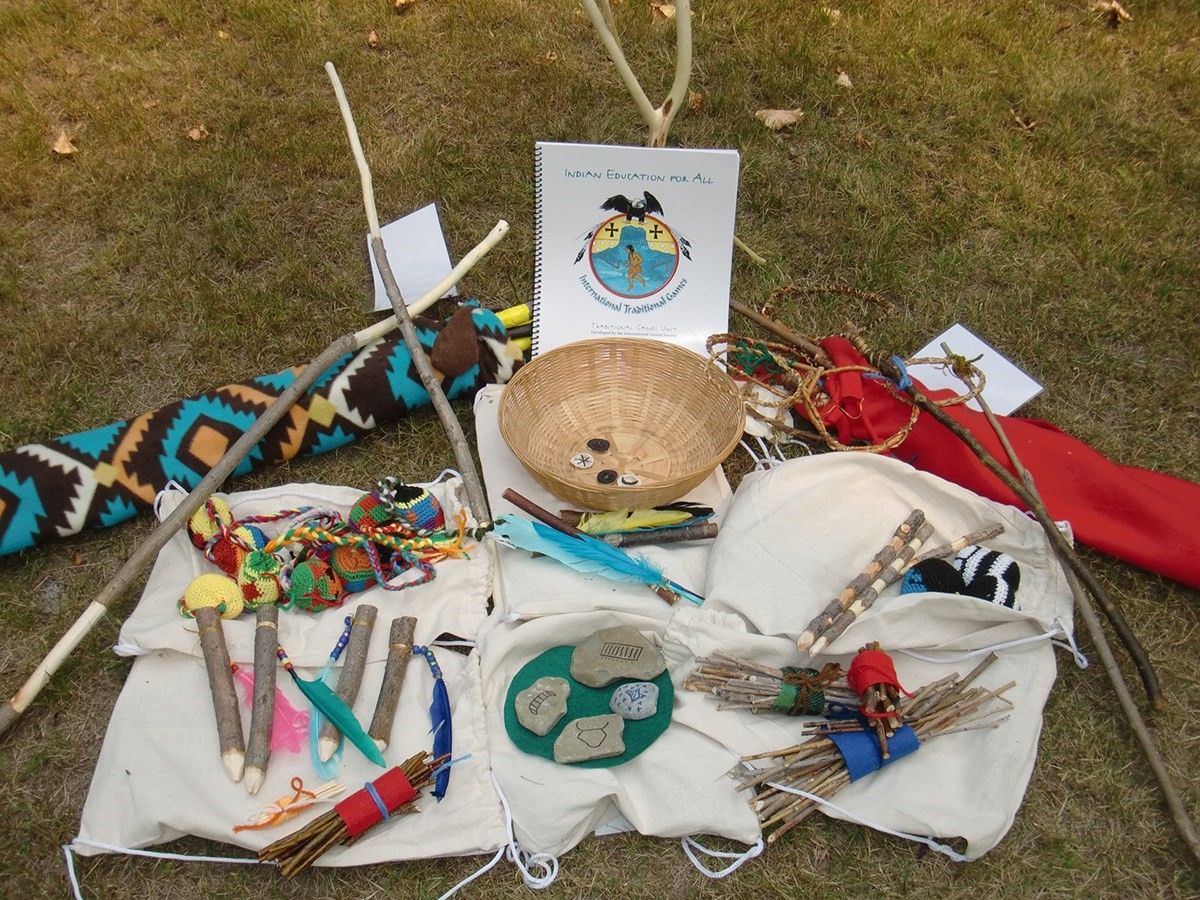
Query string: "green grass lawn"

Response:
xmin=2 ymin=0 xmax=1199 ymax=896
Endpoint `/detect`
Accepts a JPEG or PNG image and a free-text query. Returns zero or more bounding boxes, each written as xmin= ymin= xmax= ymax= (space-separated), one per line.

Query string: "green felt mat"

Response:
xmin=503 ymin=644 xmax=674 ymax=768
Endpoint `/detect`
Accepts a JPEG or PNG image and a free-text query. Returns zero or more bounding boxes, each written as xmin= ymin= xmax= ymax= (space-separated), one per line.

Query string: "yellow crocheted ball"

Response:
xmin=183 ymin=573 xmax=245 ymax=619
xmin=187 ymin=496 xmax=234 ymax=550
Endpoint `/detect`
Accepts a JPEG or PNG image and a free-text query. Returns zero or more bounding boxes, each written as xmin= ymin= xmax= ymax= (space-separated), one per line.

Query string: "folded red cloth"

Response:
xmin=811 ymin=336 xmax=1200 ymax=591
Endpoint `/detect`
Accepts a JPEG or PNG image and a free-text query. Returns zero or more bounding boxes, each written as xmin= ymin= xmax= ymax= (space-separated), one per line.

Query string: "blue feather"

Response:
xmin=414 ymin=645 xmax=453 ymax=800
xmin=429 ymin=677 xmax=452 ymax=799
xmin=490 ymin=515 xmax=703 ymax=604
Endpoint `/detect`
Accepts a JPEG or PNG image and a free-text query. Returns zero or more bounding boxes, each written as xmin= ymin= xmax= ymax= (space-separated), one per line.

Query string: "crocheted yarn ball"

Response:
xmin=182 ymin=572 xmax=245 ymax=620
xmin=330 ymin=544 xmax=375 ymax=593
xmin=187 ymin=496 xmax=234 ymax=550
xmin=238 ymin=549 xmax=282 ymax=607
xmin=348 ymin=492 xmax=396 ymax=534
xmin=286 ymin=558 xmax=345 ymax=611
xmin=387 ymin=484 xmax=445 ymax=532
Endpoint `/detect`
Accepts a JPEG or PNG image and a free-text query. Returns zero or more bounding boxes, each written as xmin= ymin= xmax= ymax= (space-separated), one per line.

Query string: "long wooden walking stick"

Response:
xmin=326 ymin=61 xmax=493 ymax=525
xmin=882 ymin=360 xmax=1162 ymax=709
xmin=926 ymin=349 xmax=1200 ymax=867
xmin=0 ymin=220 xmax=509 ymax=739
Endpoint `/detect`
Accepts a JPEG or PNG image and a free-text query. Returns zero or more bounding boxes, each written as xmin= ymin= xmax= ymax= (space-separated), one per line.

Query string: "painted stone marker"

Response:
xmin=569 ymin=625 xmax=666 ymax=688
xmin=553 ymin=713 xmax=626 ymax=764
xmin=515 ymin=676 xmax=571 ymax=736
xmin=609 ymin=681 xmax=659 ymax=720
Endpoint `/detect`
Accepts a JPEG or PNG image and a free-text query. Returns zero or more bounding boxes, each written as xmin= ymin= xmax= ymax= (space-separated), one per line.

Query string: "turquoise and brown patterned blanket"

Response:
xmin=0 ymin=304 xmax=522 ymax=557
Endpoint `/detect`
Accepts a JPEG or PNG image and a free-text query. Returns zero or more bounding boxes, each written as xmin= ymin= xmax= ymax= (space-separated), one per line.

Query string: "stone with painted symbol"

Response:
xmin=515 ymin=676 xmax=571 ymax=736
xmin=553 ymin=713 xmax=626 ymax=764
xmin=570 ymin=625 xmax=666 ymax=688
xmin=609 ymin=681 xmax=659 ymax=720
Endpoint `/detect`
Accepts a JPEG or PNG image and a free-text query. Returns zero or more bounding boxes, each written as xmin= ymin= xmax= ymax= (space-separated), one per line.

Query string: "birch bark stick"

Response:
xmin=797 ymin=509 xmax=925 ymax=651
xmin=318 ymin=604 xmax=378 ymax=763
xmin=194 ymin=606 xmax=245 ymax=783
xmin=888 ymin=365 xmax=1161 ymax=706
xmin=907 ymin=523 xmax=1005 ymax=569
xmin=244 ymin=602 xmax=279 ymax=796
xmin=368 ymin=616 xmax=418 ymax=752
xmin=806 ymin=521 xmax=934 ymax=657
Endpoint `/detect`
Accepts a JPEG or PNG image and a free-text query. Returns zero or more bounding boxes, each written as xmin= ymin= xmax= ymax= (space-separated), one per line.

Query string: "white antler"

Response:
xmin=581 ymin=0 xmax=693 ymax=147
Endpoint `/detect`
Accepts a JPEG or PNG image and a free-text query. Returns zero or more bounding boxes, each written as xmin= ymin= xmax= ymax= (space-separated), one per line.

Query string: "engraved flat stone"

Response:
xmin=553 ymin=713 xmax=625 ymax=764
xmin=609 ymin=681 xmax=659 ymax=720
xmin=570 ymin=626 xmax=666 ymax=688
xmin=515 ymin=676 xmax=571 ymax=736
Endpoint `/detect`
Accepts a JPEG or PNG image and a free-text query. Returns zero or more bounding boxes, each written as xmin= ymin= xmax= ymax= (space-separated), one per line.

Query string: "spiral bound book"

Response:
xmin=532 ymin=141 xmax=741 ymax=356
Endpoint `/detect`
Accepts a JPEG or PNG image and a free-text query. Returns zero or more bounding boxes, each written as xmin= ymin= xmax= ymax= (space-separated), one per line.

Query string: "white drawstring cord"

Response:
xmin=896 ymin=616 xmax=1088 ymax=669
xmin=762 ymin=782 xmax=971 ymax=862
xmin=680 ymin=834 xmax=763 ymax=878
xmin=64 ymin=840 xmax=265 ymax=900
xmin=151 ymin=481 xmax=189 ymax=521
xmin=435 ymin=772 xmax=559 ymax=898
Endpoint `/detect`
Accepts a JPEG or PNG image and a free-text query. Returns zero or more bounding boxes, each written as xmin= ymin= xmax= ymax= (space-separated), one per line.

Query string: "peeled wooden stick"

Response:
xmin=244 ymin=603 xmax=280 ymax=796
xmin=326 ymin=60 xmax=493 ymax=525
xmin=906 ymin=523 xmax=1006 ymax=569
xmin=806 ymin=521 xmax=935 ymax=657
xmin=318 ymin=604 xmax=378 ymax=763
xmin=0 ymin=220 xmax=509 ymax=738
xmin=368 ymin=616 xmax=418 ymax=752
xmin=580 ymin=0 xmax=692 ymax=147
xmin=193 ymin=606 xmax=245 ymax=783
xmin=797 ymin=510 xmax=925 ymax=651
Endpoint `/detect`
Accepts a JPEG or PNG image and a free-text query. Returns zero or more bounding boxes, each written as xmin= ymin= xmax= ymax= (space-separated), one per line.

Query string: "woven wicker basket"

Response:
xmin=498 ymin=338 xmax=745 ymax=510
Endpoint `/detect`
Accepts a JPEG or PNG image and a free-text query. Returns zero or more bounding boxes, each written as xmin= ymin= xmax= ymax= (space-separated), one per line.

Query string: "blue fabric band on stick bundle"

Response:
xmin=827 ymin=724 xmax=920 ymax=782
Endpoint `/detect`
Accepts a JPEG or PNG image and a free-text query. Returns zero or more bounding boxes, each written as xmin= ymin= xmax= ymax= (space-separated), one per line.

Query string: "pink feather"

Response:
xmin=233 ymin=665 xmax=310 ymax=753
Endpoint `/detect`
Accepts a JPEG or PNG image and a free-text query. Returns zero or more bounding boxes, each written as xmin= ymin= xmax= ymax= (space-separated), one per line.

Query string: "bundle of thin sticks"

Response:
xmin=684 ymin=653 xmax=857 ymax=716
xmin=738 ymin=653 xmax=1013 ymax=844
xmin=259 ymin=751 xmax=446 ymax=877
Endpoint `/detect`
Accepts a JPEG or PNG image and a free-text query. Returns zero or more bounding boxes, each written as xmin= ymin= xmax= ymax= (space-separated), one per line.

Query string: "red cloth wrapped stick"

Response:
xmin=336 ymin=766 xmax=419 ymax=838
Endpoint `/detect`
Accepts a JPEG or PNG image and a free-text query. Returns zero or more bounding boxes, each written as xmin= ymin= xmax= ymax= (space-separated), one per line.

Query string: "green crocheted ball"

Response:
xmin=286 ymin=558 xmax=345 ymax=611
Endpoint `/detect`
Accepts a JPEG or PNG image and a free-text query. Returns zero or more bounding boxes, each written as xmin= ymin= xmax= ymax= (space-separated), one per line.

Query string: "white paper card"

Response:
xmin=368 ymin=203 xmax=459 ymax=312
xmin=909 ymin=323 xmax=1043 ymax=415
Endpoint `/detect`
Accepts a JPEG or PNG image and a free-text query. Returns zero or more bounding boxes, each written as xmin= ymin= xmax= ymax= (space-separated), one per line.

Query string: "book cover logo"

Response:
xmin=574 ymin=192 xmax=692 ymax=308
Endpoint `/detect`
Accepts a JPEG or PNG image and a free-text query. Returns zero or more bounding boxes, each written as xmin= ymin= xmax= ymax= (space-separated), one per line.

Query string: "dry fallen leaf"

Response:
xmin=650 ymin=1 xmax=676 ymax=21
xmin=141 ymin=98 xmax=159 ymax=110
xmin=368 ymin=30 xmax=381 ymax=49
xmin=687 ymin=89 xmax=706 ymax=112
xmin=216 ymin=30 xmax=232 ymax=40
xmin=392 ymin=0 xmax=418 ymax=13
xmin=1091 ymin=0 xmax=1131 ymax=27
xmin=187 ymin=123 xmax=209 ymax=142
xmin=836 ymin=69 xmax=853 ymax=88
xmin=1010 ymin=108 xmax=1038 ymax=133
xmin=755 ymin=107 xmax=804 ymax=130
xmin=822 ymin=6 xmax=843 ymax=22
xmin=540 ymin=51 xmax=558 ymax=64
xmin=52 ymin=129 xmax=77 ymax=156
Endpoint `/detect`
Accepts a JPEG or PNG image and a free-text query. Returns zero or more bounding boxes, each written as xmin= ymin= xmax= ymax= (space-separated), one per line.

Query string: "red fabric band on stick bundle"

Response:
xmin=847 ymin=648 xmax=909 ymax=698
xmin=335 ymin=767 xmax=418 ymax=838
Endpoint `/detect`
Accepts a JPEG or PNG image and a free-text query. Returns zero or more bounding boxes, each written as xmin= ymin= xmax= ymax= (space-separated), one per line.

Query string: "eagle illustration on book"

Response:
xmin=573 ymin=192 xmax=691 ymax=276
xmin=601 ymin=191 xmax=664 ymax=222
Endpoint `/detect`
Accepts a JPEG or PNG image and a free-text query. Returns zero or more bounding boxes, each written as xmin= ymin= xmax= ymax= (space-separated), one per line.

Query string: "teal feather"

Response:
xmin=277 ymin=644 xmax=385 ymax=768
xmin=491 ymin=515 xmax=703 ymax=604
